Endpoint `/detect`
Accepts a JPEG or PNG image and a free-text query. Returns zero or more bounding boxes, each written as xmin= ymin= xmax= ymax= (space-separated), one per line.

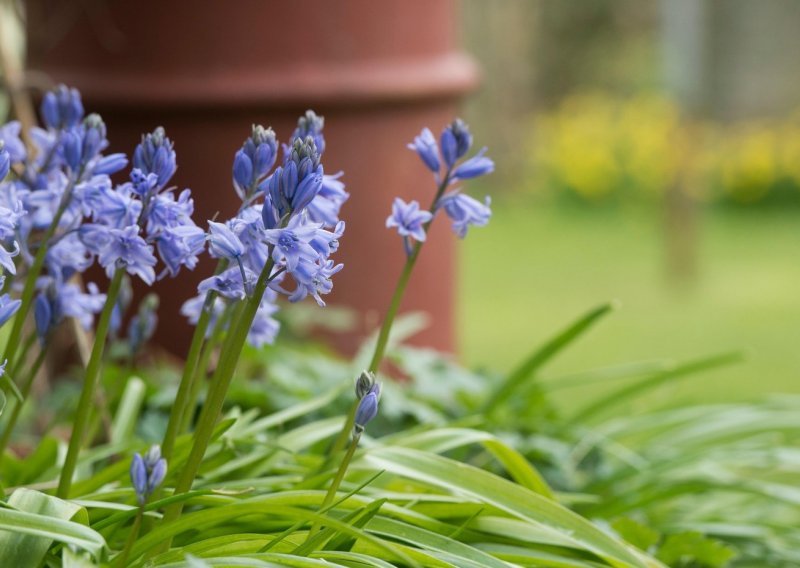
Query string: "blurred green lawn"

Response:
xmin=459 ymin=196 xmax=800 ymax=408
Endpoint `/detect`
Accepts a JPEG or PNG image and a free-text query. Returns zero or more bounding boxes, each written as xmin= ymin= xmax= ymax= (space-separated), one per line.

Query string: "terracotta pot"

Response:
xmin=26 ymin=0 xmax=478 ymax=357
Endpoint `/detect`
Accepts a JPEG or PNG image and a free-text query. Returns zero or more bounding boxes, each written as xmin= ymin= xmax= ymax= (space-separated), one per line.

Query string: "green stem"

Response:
xmin=114 ymin=508 xmax=143 ymax=568
xmin=3 ymin=181 xmax=75 ymax=368
xmin=160 ymin=294 xmax=214 ymax=461
xmin=306 ymin=432 xmax=361 ymax=541
xmin=161 ymin=260 xmax=227 ymax=460
xmin=327 ymin=168 xmax=453 ymax=458
xmin=161 ymin=258 xmax=277 ymax=526
xmin=0 ymin=340 xmax=48 ymax=460
xmin=57 ymin=268 xmax=125 ymax=498
xmin=177 ymin=303 xmax=234 ymax=435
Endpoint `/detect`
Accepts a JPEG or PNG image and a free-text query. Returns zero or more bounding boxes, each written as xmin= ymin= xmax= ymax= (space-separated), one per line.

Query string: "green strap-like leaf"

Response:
xmin=0 ymin=488 xmax=105 ymax=567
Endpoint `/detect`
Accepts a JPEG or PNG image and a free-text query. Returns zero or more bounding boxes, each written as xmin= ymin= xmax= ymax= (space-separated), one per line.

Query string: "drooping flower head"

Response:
xmin=183 ymin=114 xmax=346 ymax=343
xmin=392 ymin=119 xmax=493 ymax=245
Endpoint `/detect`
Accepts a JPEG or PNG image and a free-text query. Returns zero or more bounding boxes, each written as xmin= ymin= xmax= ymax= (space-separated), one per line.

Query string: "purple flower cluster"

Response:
xmin=0 ymin=85 xmax=206 ymax=342
xmin=388 ymin=119 xmax=493 ymax=249
xmin=80 ymin=127 xmax=205 ymax=285
xmin=182 ymin=112 xmax=348 ymax=347
xmin=0 ymin=86 xmax=128 ymax=339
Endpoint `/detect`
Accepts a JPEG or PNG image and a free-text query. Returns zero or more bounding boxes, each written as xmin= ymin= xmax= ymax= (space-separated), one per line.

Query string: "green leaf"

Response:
xmin=483 ymin=302 xmax=616 ymax=413
xmin=570 ymin=352 xmax=742 ymax=424
xmin=656 ymin=532 xmax=737 ymax=567
xmin=110 ymin=376 xmax=146 ymax=444
xmin=0 ymin=488 xmax=105 ymax=566
xmin=363 ymin=446 xmax=660 ymax=568
xmin=611 ymin=518 xmax=660 ymax=552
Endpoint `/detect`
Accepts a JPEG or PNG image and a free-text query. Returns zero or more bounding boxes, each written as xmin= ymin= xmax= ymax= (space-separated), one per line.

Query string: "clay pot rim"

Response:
xmin=36 ymin=53 xmax=480 ymax=110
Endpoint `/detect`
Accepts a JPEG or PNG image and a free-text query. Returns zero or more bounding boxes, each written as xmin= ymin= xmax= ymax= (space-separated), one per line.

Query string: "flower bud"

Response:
xmin=354 ymin=383 xmax=381 ymax=433
xmin=41 ymin=85 xmax=84 ymax=130
xmin=355 ymin=371 xmax=375 ymax=399
xmin=134 ymin=126 xmax=177 ymax=188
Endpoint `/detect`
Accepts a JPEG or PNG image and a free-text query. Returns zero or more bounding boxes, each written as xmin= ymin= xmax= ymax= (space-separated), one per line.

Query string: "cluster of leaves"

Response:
xmin=2 ymin=304 xmax=797 ymax=567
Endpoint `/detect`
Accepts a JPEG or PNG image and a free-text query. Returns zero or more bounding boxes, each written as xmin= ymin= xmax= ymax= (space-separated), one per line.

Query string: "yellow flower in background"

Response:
xmin=528 ymin=91 xmax=800 ymax=205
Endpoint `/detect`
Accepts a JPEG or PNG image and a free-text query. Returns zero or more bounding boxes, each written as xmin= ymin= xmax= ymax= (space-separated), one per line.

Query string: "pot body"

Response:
xmin=26 ymin=0 xmax=478 ymax=356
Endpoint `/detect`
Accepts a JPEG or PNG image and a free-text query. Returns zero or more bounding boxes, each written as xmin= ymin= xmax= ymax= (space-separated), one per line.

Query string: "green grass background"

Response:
xmin=459 ymin=196 xmax=800 ymax=408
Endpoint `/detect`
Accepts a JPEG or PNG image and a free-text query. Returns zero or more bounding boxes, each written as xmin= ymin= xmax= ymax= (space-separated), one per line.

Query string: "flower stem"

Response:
xmin=327 ymin=169 xmax=453 ymax=458
xmin=114 ymin=508 xmax=143 ymax=568
xmin=3 ymin=182 xmax=75 ymax=369
xmin=306 ymin=432 xmax=361 ymax=541
xmin=177 ymin=303 xmax=234 ymax=435
xmin=57 ymin=268 xmax=125 ymax=498
xmin=0 ymin=339 xmax=48 ymax=460
xmin=161 ymin=258 xmax=277 ymax=526
xmin=160 ymin=293 xmax=214 ymax=462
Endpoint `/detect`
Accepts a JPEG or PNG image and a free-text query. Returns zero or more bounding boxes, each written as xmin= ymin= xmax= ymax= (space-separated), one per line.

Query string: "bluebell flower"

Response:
xmin=354 ymin=383 xmax=381 ymax=433
xmin=451 ymin=147 xmax=494 ymax=181
xmin=97 ymin=226 xmax=158 ymax=285
xmin=0 ymin=199 xmax=25 ymax=241
xmin=232 ymin=150 xmax=254 ymax=198
xmin=93 ymin=153 xmax=129 ymax=176
xmin=0 ymin=142 xmax=9 ymax=180
xmin=130 ymin=445 xmax=167 ymax=505
xmin=59 ymin=282 xmax=106 ymax=329
xmin=197 ymin=266 xmax=255 ymax=300
xmin=41 ymin=85 xmax=84 ymax=130
xmin=46 ymin=234 xmax=93 ymax=280
xmin=282 ymin=258 xmax=343 ymax=306
xmin=386 ymin=198 xmax=432 ymax=243
xmin=0 ymin=284 xmax=21 ymax=327
xmin=291 ymin=110 xmax=326 ymax=155
xmin=229 ymin=206 xmax=269 ymax=273
xmin=83 ymin=179 xmax=142 ymax=229
xmin=408 ymin=128 xmax=440 ymax=173
xmin=438 ymin=193 xmax=492 ymax=238
xmin=0 ymin=240 xmax=20 ymax=275
xmin=130 ymin=168 xmax=159 ymax=197
xmin=109 ymin=276 xmax=133 ymax=338
xmin=133 ymin=127 xmax=177 ymax=189
xmin=156 ymin=225 xmax=206 ymax=277
xmin=262 ymin=215 xmax=325 ymax=272
xmin=309 ymin=220 xmax=344 ymax=257
xmin=128 ymin=294 xmax=159 ymax=353
xmin=307 ymin=172 xmax=349 ymax=228
xmin=207 ymin=221 xmax=245 ymax=260
xmin=180 ymin=293 xmax=227 ymax=335
xmin=232 ymin=125 xmax=278 ymax=199
xmin=247 ymin=290 xmax=280 ymax=347
xmin=440 ymin=118 xmax=472 ymax=168
xmin=247 ymin=124 xmax=278 ymax=178
xmin=0 ymin=122 xmax=26 ymax=164
xmin=266 ymin=136 xmax=323 ymax=218
xmin=34 ymin=280 xmax=106 ymax=341
xmin=145 ymin=189 xmax=196 ymax=235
